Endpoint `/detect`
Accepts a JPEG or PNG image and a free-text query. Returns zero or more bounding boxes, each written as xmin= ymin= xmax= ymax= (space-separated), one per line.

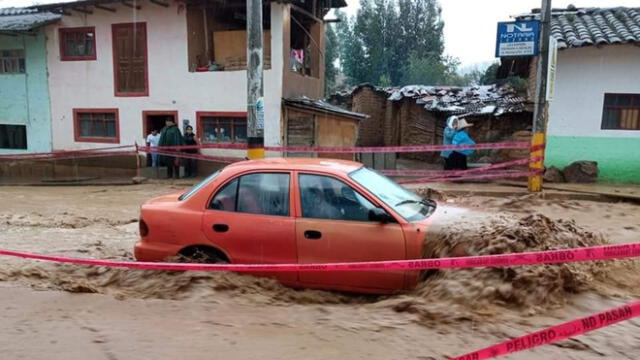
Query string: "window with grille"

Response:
xmin=60 ymin=27 xmax=96 ymax=61
xmin=198 ymin=113 xmax=247 ymax=144
xmin=0 ymin=49 xmax=25 ymax=74
xmin=73 ymin=109 xmax=120 ymax=143
xmin=0 ymin=124 xmax=27 ymax=149
xmin=602 ymin=93 xmax=640 ymax=130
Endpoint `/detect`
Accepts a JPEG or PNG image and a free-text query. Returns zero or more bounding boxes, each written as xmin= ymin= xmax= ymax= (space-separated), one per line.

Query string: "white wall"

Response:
xmin=548 ymin=44 xmax=640 ymax=139
xmin=45 ymin=1 xmax=285 ymax=151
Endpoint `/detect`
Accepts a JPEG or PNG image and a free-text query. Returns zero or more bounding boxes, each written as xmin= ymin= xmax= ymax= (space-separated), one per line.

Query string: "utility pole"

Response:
xmin=246 ymin=0 xmax=265 ymax=159
xmin=528 ymin=0 xmax=552 ymax=192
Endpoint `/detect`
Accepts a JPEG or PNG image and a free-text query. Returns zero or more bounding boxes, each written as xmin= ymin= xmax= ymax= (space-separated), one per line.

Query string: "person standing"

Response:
xmin=441 ymin=116 xmax=459 ymax=170
xmin=146 ymin=129 xmax=161 ymax=168
xmin=183 ymin=125 xmax=199 ymax=178
xmin=158 ymin=117 xmax=184 ymax=179
xmin=449 ymin=119 xmax=476 ymax=170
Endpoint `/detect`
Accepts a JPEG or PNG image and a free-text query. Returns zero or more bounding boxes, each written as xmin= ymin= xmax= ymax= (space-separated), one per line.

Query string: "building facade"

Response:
xmin=512 ymin=7 xmax=640 ymax=183
xmin=0 ymin=9 xmax=58 ymax=154
xmin=0 ymin=0 xmax=351 ymax=164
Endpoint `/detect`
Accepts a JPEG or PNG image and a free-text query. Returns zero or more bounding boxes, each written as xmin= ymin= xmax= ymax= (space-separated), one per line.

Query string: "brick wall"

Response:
xmin=351 ymin=87 xmax=387 ymax=146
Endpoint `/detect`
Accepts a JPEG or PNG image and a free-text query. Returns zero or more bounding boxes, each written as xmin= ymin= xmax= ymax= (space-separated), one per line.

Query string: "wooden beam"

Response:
xmin=122 ymin=1 xmax=142 ymax=10
xmin=291 ymin=4 xmax=322 ymax=24
xmin=149 ymin=0 xmax=170 ymax=7
xmin=73 ymin=7 xmax=93 ymax=14
xmin=95 ymin=4 xmax=117 ymax=12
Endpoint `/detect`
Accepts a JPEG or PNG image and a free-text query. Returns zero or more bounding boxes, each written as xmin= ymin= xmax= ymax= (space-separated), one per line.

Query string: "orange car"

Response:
xmin=135 ymin=158 xmax=442 ymax=294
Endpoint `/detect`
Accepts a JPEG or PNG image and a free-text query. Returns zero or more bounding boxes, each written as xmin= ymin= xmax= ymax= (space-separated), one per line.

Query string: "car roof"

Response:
xmin=225 ymin=157 xmax=363 ymax=174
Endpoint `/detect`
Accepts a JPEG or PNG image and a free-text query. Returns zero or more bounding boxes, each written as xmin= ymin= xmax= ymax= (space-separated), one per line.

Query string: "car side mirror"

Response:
xmin=368 ymin=208 xmax=394 ymax=223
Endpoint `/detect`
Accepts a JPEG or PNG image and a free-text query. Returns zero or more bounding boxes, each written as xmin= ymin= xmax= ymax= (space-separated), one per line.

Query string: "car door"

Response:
xmin=202 ymin=172 xmax=297 ymax=282
xmin=295 ymin=173 xmax=406 ymax=291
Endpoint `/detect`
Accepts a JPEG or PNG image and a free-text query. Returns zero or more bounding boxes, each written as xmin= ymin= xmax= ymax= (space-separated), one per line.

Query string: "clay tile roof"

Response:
xmin=517 ymin=7 xmax=640 ymax=49
xmin=0 ymin=8 xmax=61 ymax=31
xmin=331 ymin=84 xmax=528 ymax=117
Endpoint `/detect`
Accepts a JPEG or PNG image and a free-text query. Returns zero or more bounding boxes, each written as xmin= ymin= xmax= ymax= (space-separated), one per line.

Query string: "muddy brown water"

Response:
xmin=1 ymin=184 xmax=640 ymax=359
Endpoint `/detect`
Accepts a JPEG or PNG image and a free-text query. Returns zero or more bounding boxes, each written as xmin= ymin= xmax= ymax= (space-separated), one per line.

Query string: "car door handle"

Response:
xmin=213 ymin=224 xmax=229 ymax=233
xmin=304 ymin=230 xmax=322 ymax=240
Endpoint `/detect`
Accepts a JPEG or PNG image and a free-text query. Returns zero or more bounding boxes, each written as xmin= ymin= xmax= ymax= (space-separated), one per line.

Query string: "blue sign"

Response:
xmin=495 ymin=21 xmax=540 ymax=57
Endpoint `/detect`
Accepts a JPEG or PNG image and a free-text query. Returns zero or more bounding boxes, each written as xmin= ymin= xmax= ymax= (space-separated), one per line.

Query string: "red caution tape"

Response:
xmin=0 ymin=243 xmax=638 ymax=272
xmin=383 ymin=157 xmax=541 ymax=178
xmin=139 ymin=141 xmax=532 ymax=154
xmin=398 ymin=170 xmax=542 ymax=184
xmin=451 ymin=300 xmax=640 ymax=360
xmin=146 ymin=148 xmax=243 ymax=164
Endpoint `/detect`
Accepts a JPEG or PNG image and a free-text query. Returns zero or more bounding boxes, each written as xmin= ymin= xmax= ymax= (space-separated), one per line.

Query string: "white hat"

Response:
xmin=457 ymin=119 xmax=474 ymax=130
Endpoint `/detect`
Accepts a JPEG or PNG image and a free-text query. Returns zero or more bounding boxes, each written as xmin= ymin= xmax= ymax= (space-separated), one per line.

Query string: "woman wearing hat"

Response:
xmin=441 ymin=116 xmax=460 ymax=170
xmin=449 ymin=118 xmax=476 ymax=170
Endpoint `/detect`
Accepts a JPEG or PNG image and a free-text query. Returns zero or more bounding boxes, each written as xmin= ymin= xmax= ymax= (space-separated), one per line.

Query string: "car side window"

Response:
xmin=210 ymin=173 xmax=290 ymax=217
xmin=299 ymin=174 xmax=377 ymax=222
xmin=210 ymin=179 xmax=238 ymax=211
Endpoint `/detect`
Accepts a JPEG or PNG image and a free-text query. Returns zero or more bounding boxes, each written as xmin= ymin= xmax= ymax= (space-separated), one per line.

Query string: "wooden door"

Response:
xmin=112 ymin=22 xmax=148 ymax=96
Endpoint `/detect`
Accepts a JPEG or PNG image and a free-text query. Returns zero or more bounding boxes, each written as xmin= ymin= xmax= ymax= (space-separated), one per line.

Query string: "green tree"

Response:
xmin=335 ymin=0 xmax=458 ymax=88
xmin=479 ymin=62 xmax=500 ymax=85
xmin=324 ymin=20 xmax=339 ymax=96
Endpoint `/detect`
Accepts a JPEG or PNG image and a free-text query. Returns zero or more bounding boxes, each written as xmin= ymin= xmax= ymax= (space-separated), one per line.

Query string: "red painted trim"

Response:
xmin=196 ymin=111 xmax=248 ymax=143
xmin=142 ymin=110 xmax=178 ymax=137
xmin=59 ymin=27 xmax=97 ymax=61
xmin=112 ymin=22 xmax=149 ymax=97
xmin=73 ymin=108 xmax=120 ymax=144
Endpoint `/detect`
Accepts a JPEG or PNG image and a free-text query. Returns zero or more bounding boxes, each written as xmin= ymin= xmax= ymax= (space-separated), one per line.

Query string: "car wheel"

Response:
xmin=178 ymin=246 xmax=230 ymax=264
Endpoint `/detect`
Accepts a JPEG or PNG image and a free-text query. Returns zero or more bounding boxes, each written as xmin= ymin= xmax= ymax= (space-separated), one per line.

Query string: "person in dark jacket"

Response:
xmin=183 ymin=125 xmax=199 ymax=178
xmin=158 ymin=117 xmax=184 ymax=179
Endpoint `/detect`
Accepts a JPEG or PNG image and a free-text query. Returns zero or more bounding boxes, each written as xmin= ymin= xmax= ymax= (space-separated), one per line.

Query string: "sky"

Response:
xmin=3 ymin=0 xmax=640 ymax=68
xmin=340 ymin=0 xmax=640 ymax=69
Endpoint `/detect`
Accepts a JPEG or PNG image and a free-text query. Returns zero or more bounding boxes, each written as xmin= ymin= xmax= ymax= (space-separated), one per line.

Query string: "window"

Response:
xmin=112 ymin=23 xmax=148 ymax=96
xmin=299 ymin=174 xmax=378 ymax=222
xmin=0 ymin=49 xmax=25 ymax=74
xmin=73 ymin=109 xmax=120 ymax=143
xmin=350 ymin=167 xmax=435 ymax=222
xmin=198 ymin=112 xmax=247 ymax=143
xmin=0 ymin=124 xmax=27 ymax=149
xmin=602 ymin=93 xmax=640 ymax=130
xmin=185 ymin=2 xmax=271 ymax=72
xmin=179 ymin=170 xmax=221 ymax=201
xmin=289 ymin=9 xmax=320 ymax=78
xmin=210 ymin=173 xmax=290 ymax=217
xmin=59 ymin=27 xmax=96 ymax=61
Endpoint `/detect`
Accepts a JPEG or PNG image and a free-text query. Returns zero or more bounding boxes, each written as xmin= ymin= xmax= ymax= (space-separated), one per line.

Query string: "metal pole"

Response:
xmin=528 ymin=0 xmax=552 ymax=192
xmin=246 ymin=0 xmax=265 ymax=159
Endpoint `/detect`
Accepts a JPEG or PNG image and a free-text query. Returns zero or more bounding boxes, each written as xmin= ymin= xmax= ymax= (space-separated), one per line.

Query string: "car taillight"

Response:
xmin=139 ymin=219 xmax=149 ymax=237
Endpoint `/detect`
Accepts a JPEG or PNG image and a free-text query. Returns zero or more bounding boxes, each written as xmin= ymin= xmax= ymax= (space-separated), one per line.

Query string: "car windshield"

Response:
xmin=178 ymin=170 xmax=221 ymax=201
xmin=349 ymin=167 xmax=435 ymax=222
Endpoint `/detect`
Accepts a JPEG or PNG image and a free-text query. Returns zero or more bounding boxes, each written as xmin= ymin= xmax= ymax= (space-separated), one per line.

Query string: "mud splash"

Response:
xmin=377 ymin=213 xmax=640 ymax=324
xmin=0 ymin=262 xmax=367 ymax=306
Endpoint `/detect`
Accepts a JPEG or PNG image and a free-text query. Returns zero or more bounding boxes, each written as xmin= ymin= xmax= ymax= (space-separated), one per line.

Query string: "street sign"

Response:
xmin=546 ymin=35 xmax=558 ymax=101
xmin=496 ymin=21 xmax=540 ymax=57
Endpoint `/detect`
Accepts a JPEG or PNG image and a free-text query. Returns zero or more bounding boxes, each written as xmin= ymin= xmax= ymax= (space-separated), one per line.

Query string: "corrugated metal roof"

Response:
xmin=517 ymin=7 xmax=640 ymax=49
xmin=0 ymin=8 xmax=61 ymax=32
xmin=284 ymin=97 xmax=368 ymax=120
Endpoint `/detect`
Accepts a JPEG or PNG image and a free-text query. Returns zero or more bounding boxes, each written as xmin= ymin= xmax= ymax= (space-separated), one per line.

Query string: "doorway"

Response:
xmin=143 ymin=111 xmax=178 ymax=139
xmin=142 ymin=111 xmax=178 ymax=167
